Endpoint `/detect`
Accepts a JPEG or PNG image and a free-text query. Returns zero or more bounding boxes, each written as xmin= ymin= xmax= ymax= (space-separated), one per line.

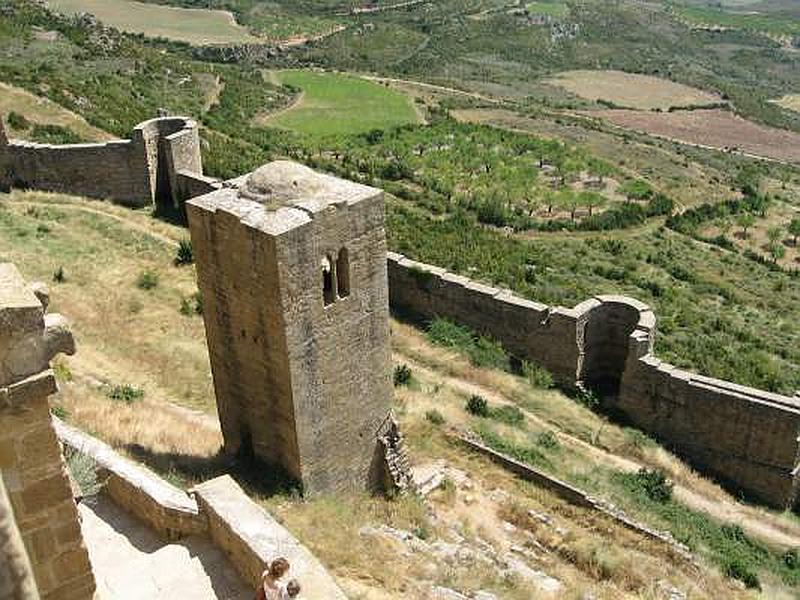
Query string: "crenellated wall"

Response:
xmin=0 ymin=116 xmax=204 ymax=210
xmin=387 ymin=252 xmax=800 ymax=509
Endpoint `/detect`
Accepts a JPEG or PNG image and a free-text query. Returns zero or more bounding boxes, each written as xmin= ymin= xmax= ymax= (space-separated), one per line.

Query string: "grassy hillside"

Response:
xmin=3 ymin=191 xmax=798 ymax=597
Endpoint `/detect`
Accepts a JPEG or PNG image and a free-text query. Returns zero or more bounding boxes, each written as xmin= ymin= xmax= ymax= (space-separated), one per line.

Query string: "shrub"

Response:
xmin=466 ymin=394 xmax=489 ymax=417
xmin=64 ymin=448 xmax=102 ymax=497
xmin=6 ymin=111 xmax=30 ymax=130
xmin=491 ymin=404 xmax=525 ymax=426
xmin=50 ymin=405 xmax=69 ymax=421
xmin=425 ymin=410 xmax=445 ymax=425
xmin=468 ymin=335 xmax=509 ymax=370
xmin=427 ymin=318 xmax=473 ymax=349
xmin=628 ymin=468 xmax=673 ymax=503
xmin=179 ymin=292 xmax=204 ymax=317
xmin=724 ymin=558 xmax=760 ymax=589
xmin=52 ymin=266 xmax=65 ymax=283
xmin=106 ymin=384 xmax=144 ymax=405
xmin=536 ymin=431 xmax=560 ymax=450
xmin=174 ymin=239 xmax=194 ymax=266
xmin=575 ymin=386 xmax=600 ymax=410
xmin=393 ymin=364 xmax=413 ymax=387
xmin=136 ymin=269 xmax=159 ymax=290
xmin=522 ymin=361 xmax=554 ymax=389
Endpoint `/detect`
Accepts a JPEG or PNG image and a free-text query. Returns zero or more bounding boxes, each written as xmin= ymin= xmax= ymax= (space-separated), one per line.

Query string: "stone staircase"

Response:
xmin=378 ymin=415 xmax=414 ymax=494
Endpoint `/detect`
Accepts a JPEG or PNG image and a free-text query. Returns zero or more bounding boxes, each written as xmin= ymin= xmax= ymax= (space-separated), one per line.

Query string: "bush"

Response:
xmin=466 ymin=394 xmax=489 ymax=417
xmin=179 ymin=292 xmax=203 ymax=316
xmin=575 ymin=386 xmax=600 ymax=410
xmin=628 ymin=468 xmax=673 ymax=503
xmin=6 ymin=111 xmax=30 ymax=130
xmin=64 ymin=448 xmax=102 ymax=497
xmin=468 ymin=335 xmax=509 ymax=370
xmin=106 ymin=384 xmax=144 ymax=405
xmin=522 ymin=361 xmax=554 ymax=389
xmin=174 ymin=239 xmax=193 ymax=266
xmin=491 ymin=404 xmax=525 ymax=426
xmin=724 ymin=558 xmax=760 ymax=589
xmin=136 ymin=269 xmax=159 ymax=290
xmin=52 ymin=266 xmax=65 ymax=283
xmin=427 ymin=318 xmax=473 ymax=349
xmin=425 ymin=410 xmax=445 ymax=425
xmin=536 ymin=431 xmax=560 ymax=450
xmin=393 ymin=364 xmax=413 ymax=387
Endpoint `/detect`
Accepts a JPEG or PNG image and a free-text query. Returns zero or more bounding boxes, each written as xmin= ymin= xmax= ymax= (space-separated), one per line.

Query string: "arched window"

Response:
xmin=336 ymin=248 xmax=350 ymax=298
xmin=321 ymin=255 xmax=335 ymax=306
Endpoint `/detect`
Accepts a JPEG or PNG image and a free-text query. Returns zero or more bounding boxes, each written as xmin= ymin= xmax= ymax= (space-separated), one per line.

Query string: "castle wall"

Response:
xmin=0 ymin=116 xmax=203 ymax=209
xmin=0 ymin=264 xmax=95 ymax=600
xmin=387 ymin=253 xmax=582 ymax=385
xmin=387 ymin=253 xmax=800 ymax=508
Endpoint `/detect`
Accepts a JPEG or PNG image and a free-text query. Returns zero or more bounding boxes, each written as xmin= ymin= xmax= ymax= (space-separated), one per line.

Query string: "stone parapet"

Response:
xmin=193 ymin=475 xmax=348 ymax=600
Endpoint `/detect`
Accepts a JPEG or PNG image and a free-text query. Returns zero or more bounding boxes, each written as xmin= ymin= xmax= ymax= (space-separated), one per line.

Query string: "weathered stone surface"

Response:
xmin=1 ymin=115 xmax=204 ymax=209
xmin=193 ymin=475 xmax=347 ymax=600
xmin=0 ymin=264 xmax=95 ymax=600
xmin=187 ymin=161 xmax=394 ymax=495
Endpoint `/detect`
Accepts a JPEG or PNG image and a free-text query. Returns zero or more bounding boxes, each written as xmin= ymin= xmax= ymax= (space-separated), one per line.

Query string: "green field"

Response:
xmin=47 ymin=0 xmax=260 ymax=45
xmin=525 ymin=1 xmax=568 ymax=18
xmin=676 ymin=5 xmax=800 ymax=37
xmin=266 ymin=71 xmax=420 ymax=136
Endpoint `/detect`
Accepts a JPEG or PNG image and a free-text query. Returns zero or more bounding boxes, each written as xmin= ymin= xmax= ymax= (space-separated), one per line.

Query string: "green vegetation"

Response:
xmin=268 ymin=70 xmax=419 ymax=137
xmin=174 ymin=239 xmax=193 ymax=266
xmin=136 ymin=269 xmax=159 ymax=290
xmin=427 ymin=318 xmax=510 ymax=371
xmin=106 ymin=383 xmax=145 ymax=404
xmin=393 ymin=363 xmax=413 ymax=387
xmin=525 ymin=2 xmax=568 ymax=18
xmin=675 ymin=4 xmax=800 ymax=38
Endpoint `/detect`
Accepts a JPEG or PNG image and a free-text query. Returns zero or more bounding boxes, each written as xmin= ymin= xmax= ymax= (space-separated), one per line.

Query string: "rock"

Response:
xmin=431 ymin=586 xmax=469 ymax=600
xmin=502 ymin=521 xmax=517 ymax=533
xmin=656 ymin=580 xmax=687 ymax=600
xmin=502 ymin=554 xmax=562 ymax=594
xmin=527 ymin=509 xmax=553 ymax=525
xmin=473 ymin=592 xmax=498 ymax=600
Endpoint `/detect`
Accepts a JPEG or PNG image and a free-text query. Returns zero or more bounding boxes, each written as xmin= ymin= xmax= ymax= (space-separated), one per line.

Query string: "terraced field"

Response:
xmin=262 ymin=70 xmax=420 ymax=136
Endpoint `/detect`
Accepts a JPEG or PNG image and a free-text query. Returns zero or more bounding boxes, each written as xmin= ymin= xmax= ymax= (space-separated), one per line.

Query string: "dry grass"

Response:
xmin=47 ymin=0 xmax=260 ymax=45
xmin=546 ymin=70 xmax=722 ymax=110
xmin=0 ymin=82 xmax=113 ymax=141
xmin=774 ymin=94 xmax=800 ymax=114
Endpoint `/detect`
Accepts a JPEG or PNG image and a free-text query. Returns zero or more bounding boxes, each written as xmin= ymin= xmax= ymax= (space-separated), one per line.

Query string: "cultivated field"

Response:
xmin=592 ymin=108 xmax=800 ymax=164
xmin=0 ymin=82 xmax=113 ymax=141
xmin=47 ymin=0 xmax=260 ymax=45
xmin=262 ymin=70 xmax=420 ymax=136
xmin=525 ymin=1 xmax=568 ymax=17
xmin=546 ymin=70 xmax=723 ymax=110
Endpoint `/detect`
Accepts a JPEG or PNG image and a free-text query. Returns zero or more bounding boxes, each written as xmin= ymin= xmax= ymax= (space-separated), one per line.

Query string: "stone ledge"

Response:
xmin=193 ymin=475 xmax=348 ymax=599
xmin=54 ymin=419 xmax=205 ymax=539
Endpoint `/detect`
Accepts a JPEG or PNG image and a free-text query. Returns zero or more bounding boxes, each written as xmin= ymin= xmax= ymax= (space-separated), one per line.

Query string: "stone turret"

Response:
xmin=0 ymin=264 xmax=96 ymax=600
xmin=187 ymin=161 xmax=401 ymax=495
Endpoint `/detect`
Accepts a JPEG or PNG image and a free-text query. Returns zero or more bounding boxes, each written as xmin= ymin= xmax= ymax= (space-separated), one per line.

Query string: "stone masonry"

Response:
xmin=0 ymin=264 xmax=96 ymax=600
xmin=0 ymin=115 xmax=211 ymax=212
xmin=187 ymin=161 xmax=395 ymax=495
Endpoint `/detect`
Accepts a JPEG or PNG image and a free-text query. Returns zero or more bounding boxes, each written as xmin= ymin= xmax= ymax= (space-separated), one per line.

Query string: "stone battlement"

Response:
xmin=387 ymin=252 xmax=800 ymax=509
xmin=0 ymin=115 xmax=209 ymax=211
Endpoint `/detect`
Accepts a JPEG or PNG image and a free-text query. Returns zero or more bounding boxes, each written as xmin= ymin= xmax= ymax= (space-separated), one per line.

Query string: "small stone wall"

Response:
xmin=387 ymin=253 xmax=800 ymax=509
xmin=0 ymin=116 xmax=204 ymax=210
xmin=54 ymin=423 xmax=349 ymax=599
xmin=54 ymin=420 xmax=204 ymax=540
xmin=194 ymin=476 xmax=348 ymax=599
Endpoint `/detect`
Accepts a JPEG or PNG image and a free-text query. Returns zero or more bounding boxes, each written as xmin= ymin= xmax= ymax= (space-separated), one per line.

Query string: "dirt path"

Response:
xmin=361 ymin=75 xmax=502 ymax=105
xmin=395 ymin=351 xmax=800 ymax=550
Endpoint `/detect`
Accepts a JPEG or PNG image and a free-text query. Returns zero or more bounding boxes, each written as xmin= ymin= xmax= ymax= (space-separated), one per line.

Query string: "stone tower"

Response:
xmin=187 ymin=161 xmax=395 ymax=495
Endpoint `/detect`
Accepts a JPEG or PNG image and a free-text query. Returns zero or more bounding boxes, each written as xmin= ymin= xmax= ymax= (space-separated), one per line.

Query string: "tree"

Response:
xmin=788 ymin=217 xmax=800 ymax=246
xmin=737 ymin=213 xmax=755 ymax=238
xmin=558 ymin=189 xmax=580 ymax=221
xmin=579 ymin=191 xmax=607 ymax=216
